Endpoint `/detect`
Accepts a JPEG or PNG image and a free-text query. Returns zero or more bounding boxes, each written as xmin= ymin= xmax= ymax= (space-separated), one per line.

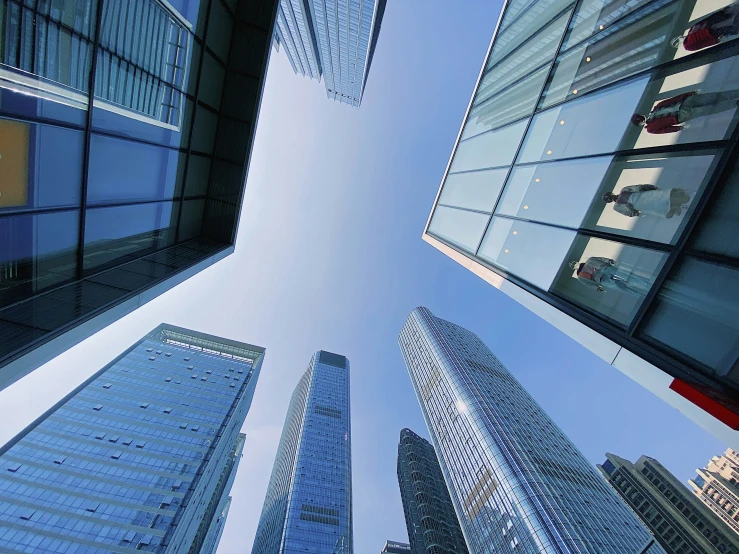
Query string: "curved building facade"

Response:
xmin=398 ymin=307 xmax=664 ymax=554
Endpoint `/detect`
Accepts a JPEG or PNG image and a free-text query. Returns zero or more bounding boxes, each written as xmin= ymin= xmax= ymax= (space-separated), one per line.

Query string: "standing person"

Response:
xmin=631 ymin=89 xmax=739 ymax=134
xmin=569 ymin=257 xmax=652 ymax=295
xmin=672 ymin=2 xmax=739 ymax=51
xmin=603 ymin=185 xmax=691 ymax=218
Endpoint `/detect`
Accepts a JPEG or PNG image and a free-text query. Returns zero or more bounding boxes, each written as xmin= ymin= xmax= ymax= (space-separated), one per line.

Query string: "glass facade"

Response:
xmin=425 ymin=0 xmax=739 ymax=421
xmin=272 ymin=0 xmax=387 ymax=106
xmin=399 ymin=307 xmax=666 ymax=554
xmin=0 ymin=0 xmax=278 ymax=388
xmin=252 ymin=350 xmax=353 ymax=554
xmin=397 ymin=428 xmax=469 ymax=554
xmin=382 ymin=540 xmax=413 ymax=553
xmin=0 ymin=324 xmax=265 ymax=553
xmin=598 ymin=454 xmax=739 ymax=554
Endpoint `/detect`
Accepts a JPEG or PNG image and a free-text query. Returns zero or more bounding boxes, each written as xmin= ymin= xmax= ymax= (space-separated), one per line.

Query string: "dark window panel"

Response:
xmin=0 ymin=320 xmax=48 ymax=356
xmin=87 ymin=267 xmax=159 ymax=291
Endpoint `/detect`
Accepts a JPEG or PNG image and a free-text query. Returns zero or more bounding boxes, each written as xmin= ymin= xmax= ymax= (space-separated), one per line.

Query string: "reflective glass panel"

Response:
xmin=0 ymin=211 xmax=79 ymax=306
xmin=452 ymin=119 xmax=528 ymax=172
xmin=428 ymin=206 xmax=490 ymax=253
xmin=540 ymin=0 xmax=685 ymax=110
xmin=84 ymin=201 xmax=177 ymax=270
xmin=0 ymin=120 xmax=84 ymax=211
xmin=439 ymin=168 xmax=509 ymax=213
xmin=518 ymin=76 xmax=649 ymax=163
xmin=87 ymin=135 xmax=182 ymax=204
xmin=641 ymin=258 xmax=739 ymax=379
xmin=550 ymin=236 xmax=667 ymax=325
xmin=691 ymin=161 xmax=739 ymax=259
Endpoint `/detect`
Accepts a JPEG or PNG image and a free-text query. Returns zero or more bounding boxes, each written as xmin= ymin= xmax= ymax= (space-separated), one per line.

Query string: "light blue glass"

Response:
xmin=428 ymin=206 xmax=490 ymax=254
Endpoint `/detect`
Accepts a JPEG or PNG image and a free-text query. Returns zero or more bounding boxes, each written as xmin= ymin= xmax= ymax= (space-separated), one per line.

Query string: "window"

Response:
xmin=93 ymin=404 xmax=103 ymax=411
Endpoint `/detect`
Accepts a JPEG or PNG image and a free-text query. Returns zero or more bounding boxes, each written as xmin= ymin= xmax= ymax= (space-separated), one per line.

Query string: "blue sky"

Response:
xmin=0 ymin=1 xmax=727 ymax=552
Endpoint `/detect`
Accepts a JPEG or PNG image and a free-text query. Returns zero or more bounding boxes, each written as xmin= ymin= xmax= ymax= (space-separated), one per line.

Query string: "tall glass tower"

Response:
xmin=252 ymin=350 xmax=352 ymax=554
xmin=398 ymin=307 xmax=665 ymax=554
xmin=0 ymin=324 xmax=265 ymax=553
xmin=397 ymin=428 xmax=469 ymax=554
xmin=272 ymin=0 xmax=387 ymax=106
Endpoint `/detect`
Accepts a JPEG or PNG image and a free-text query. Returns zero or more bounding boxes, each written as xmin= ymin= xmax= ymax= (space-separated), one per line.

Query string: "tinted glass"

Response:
xmin=453 ymin=119 xmax=529 ymax=171
xmin=428 ymin=206 xmax=490 ymax=253
xmin=439 ymin=168 xmax=509 ymax=213
xmin=563 ymin=0 xmax=663 ymax=50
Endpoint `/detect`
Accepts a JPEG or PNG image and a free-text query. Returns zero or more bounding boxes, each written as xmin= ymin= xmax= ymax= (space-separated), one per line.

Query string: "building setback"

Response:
xmin=251 ymin=350 xmax=352 ymax=554
xmin=399 ymin=306 xmax=665 ymax=554
xmin=272 ymin=0 xmax=387 ymax=106
xmin=0 ymin=0 xmax=278 ymax=390
xmin=0 ymin=324 xmax=265 ymax=553
xmin=599 ymin=453 xmax=739 ymax=554
xmin=421 ymin=0 xmax=739 ymax=446
xmin=397 ymin=428 xmax=468 ymax=554
xmin=689 ymin=449 xmax=739 ymax=537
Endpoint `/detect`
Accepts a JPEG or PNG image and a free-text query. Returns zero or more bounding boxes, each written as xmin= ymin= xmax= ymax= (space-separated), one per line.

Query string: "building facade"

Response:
xmin=689 ymin=449 xmax=739 ymax=537
xmin=272 ymin=0 xmax=387 ymax=106
xmin=599 ymin=453 xmax=739 ymax=554
xmin=421 ymin=0 xmax=739 ymax=445
xmin=0 ymin=324 xmax=265 ymax=553
xmin=382 ymin=540 xmax=413 ymax=553
xmin=251 ymin=351 xmax=353 ymax=554
xmin=398 ymin=307 xmax=665 ymax=554
xmin=0 ymin=0 xmax=278 ymax=391
xmin=397 ymin=428 xmax=469 ymax=554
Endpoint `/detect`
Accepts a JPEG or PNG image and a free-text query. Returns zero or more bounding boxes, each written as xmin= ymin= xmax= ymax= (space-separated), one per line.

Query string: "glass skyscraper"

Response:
xmin=397 ymin=428 xmax=469 ymax=554
xmin=399 ymin=307 xmax=665 ymax=554
xmin=421 ymin=0 xmax=739 ymax=445
xmin=0 ymin=0 xmax=278 ymax=391
xmin=251 ymin=350 xmax=352 ymax=554
xmin=0 ymin=323 xmax=265 ymax=553
xmin=272 ymin=0 xmax=387 ymax=106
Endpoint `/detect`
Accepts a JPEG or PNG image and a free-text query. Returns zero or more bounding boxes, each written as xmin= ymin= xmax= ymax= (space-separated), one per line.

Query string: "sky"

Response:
xmin=0 ymin=1 xmax=729 ymax=553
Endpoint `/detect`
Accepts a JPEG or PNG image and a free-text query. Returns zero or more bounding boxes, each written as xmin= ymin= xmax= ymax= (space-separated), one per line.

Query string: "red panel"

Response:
xmin=669 ymin=379 xmax=739 ymax=430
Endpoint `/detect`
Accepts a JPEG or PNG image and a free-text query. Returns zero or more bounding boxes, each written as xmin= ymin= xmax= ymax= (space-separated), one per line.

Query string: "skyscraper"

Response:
xmin=398 ymin=307 xmax=665 ymax=554
xmin=689 ymin=449 xmax=739 ymax=537
xmin=0 ymin=324 xmax=265 ymax=553
xmin=272 ymin=0 xmax=387 ymax=106
xmin=382 ymin=540 xmax=412 ymax=553
xmin=598 ymin=453 xmax=739 ymax=554
xmin=0 ymin=0 xmax=279 ymax=391
xmin=421 ymin=0 xmax=739 ymax=445
xmin=252 ymin=350 xmax=352 ymax=554
xmin=397 ymin=428 xmax=468 ymax=554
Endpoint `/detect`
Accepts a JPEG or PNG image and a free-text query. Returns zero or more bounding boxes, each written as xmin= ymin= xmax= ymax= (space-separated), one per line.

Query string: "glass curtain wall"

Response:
xmin=427 ymin=0 xmax=739 ymax=410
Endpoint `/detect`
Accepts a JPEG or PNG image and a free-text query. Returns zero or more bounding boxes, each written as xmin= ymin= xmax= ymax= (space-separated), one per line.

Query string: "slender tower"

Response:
xmin=252 ymin=351 xmax=352 ymax=554
xmin=0 ymin=324 xmax=264 ymax=553
xmin=398 ymin=307 xmax=665 ymax=554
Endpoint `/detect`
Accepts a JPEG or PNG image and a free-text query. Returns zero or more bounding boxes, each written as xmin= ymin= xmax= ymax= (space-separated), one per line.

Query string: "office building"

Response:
xmin=0 ymin=324 xmax=265 ymax=553
xmin=689 ymin=449 xmax=739 ymax=536
xmin=382 ymin=540 xmax=412 ymax=553
xmin=397 ymin=428 xmax=468 ymax=554
xmin=251 ymin=351 xmax=352 ymax=554
xmin=599 ymin=453 xmax=739 ymax=553
xmin=399 ymin=307 xmax=665 ymax=554
xmin=421 ymin=0 xmax=739 ymax=445
xmin=273 ymin=0 xmax=387 ymax=106
xmin=0 ymin=0 xmax=278 ymax=391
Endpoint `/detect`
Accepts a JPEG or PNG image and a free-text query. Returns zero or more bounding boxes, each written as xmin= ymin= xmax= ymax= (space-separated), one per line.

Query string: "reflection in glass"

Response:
xmin=428 ymin=206 xmax=490 ymax=253
xmin=87 ymin=135 xmax=181 ymax=203
xmin=439 ymin=168 xmax=509 ymax=213
xmin=84 ymin=202 xmax=177 ymax=270
xmin=563 ymin=0 xmax=663 ymax=50
xmin=0 ymin=211 xmax=79 ymax=306
xmin=691 ymin=161 xmax=739 ymax=258
xmin=540 ymin=0 xmax=683 ymax=110
xmin=642 ymin=258 xmax=739 ymax=380
xmin=550 ymin=236 xmax=666 ymax=325
xmin=452 ymin=119 xmax=528 ymax=172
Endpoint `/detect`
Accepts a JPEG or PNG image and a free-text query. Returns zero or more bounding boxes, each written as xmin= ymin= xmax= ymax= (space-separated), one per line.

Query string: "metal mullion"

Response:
xmin=75 ymin=0 xmax=105 ymax=280
xmin=626 ymin=126 xmax=739 ymax=336
xmin=435 ymin=204 xmax=493 ymax=217
xmin=472 ymin=6 xmax=581 ymax=257
xmin=682 ymin=248 xmax=739 ymax=271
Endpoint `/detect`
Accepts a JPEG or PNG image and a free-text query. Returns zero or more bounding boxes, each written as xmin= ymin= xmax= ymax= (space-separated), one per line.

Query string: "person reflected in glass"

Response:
xmin=603 ymin=185 xmax=691 ymax=218
xmin=671 ymin=3 xmax=739 ymax=51
xmin=569 ymin=258 xmax=652 ymax=294
xmin=631 ymin=89 xmax=739 ymax=133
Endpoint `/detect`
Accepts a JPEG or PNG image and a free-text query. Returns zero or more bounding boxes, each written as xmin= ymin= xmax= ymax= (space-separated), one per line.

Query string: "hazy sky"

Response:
xmin=0 ymin=1 xmax=727 ymax=553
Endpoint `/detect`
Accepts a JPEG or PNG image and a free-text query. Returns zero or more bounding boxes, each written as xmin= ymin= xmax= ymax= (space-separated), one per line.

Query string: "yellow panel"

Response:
xmin=0 ymin=119 xmax=30 ymax=208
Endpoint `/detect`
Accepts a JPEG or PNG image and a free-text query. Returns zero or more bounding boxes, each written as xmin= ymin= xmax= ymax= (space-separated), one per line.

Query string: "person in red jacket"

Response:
xmin=671 ymin=3 xmax=739 ymax=51
xmin=631 ymin=90 xmax=739 ymax=134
